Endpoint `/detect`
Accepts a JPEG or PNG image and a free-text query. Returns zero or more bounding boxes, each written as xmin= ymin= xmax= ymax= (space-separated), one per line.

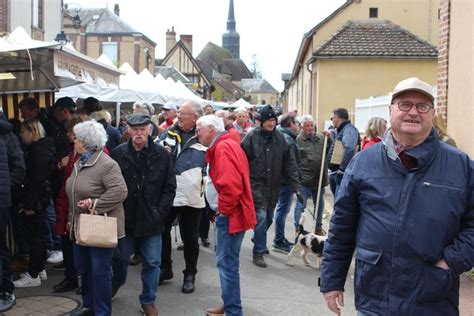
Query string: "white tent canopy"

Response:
xmin=230 ymin=98 xmax=254 ymax=109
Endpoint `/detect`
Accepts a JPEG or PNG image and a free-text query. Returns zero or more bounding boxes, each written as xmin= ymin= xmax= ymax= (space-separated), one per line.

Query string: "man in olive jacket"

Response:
xmin=241 ymin=105 xmax=300 ymax=268
xmin=111 ymin=113 xmax=176 ymax=316
xmin=293 ymin=115 xmax=330 ymax=236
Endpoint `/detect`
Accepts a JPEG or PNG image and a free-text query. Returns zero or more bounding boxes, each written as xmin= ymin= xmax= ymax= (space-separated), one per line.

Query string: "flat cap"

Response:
xmin=127 ymin=112 xmax=151 ymax=126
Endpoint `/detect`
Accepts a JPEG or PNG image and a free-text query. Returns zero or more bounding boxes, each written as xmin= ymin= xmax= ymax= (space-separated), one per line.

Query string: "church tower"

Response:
xmin=222 ymin=0 xmax=240 ymax=59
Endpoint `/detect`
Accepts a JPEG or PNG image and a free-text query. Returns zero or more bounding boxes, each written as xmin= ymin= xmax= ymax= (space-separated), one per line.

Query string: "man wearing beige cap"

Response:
xmin=320 ymin=77 xmax=474 ymax=316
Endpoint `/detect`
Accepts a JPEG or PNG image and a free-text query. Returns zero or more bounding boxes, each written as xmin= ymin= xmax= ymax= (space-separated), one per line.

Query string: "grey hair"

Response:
xmin=133 ymin=101 xmax=155 ymax=116
xmin=196 ymin=114 xmax=225 ymax=132
xmin=180 ymin=100 xmax=203 ymax=118
xmin=73 ymin=120 xmax=108 ymax=151
xmin=300 ymin=115 xmax=315 ymax=125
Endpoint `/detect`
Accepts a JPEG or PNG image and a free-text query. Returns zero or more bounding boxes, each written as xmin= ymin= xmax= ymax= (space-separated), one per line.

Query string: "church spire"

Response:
xmin=222 ymin=0 xmax=240 ymax=59
xmin=227 ymin=0 xmax=236 ymax=31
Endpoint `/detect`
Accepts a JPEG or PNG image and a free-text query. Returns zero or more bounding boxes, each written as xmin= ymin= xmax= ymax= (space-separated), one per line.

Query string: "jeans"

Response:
xmin=0 ymin=208 xmax=13 ymax=293
xmin=294 ymin=186 xmax=326 ymax=229
xmin=215 ymin=215 xmax=244 ymax=316
xmin=273 ymin=186 xmax=294 ymax=243
xmin=112 ymin=234 xmax=162 ymax=304
xmin=252 ymin=208 xmax=274 ymax=256
xmin=74 ymin=243 xmax=114 ymax=316
xmin=161 ymin=206 xmax=203 ymax=276
xmin=329 ymin=172 xmax=344 ymax=199
xmin=45 ymin=198 xmax=61 ymax=251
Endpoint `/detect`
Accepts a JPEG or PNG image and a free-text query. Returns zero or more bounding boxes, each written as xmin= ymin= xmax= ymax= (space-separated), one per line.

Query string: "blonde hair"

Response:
xmin=433 ymin=113 xmax=448 ymax=139
xmin=365 ymin=117 xmax=387 ymax=139
xmin=21 ymin=120 xmax=46 ymax=142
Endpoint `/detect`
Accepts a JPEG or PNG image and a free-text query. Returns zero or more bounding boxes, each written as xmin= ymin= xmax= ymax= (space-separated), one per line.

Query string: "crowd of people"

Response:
xmin=0 ymin=76 xmax=472 ymax=316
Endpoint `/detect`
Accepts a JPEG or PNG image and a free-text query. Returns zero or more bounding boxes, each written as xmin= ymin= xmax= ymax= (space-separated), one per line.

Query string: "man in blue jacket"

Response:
xmin=320 ymin=77 xmax=474 ymax=316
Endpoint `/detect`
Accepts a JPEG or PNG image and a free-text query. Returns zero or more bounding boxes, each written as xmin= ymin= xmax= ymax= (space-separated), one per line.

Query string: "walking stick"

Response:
xmin=314 ymin=133 xmax=328 ymax=234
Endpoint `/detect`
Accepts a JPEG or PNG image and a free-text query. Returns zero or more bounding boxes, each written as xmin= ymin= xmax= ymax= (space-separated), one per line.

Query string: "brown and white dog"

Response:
xmin=287 ymin=211 xmax=327 ymax=268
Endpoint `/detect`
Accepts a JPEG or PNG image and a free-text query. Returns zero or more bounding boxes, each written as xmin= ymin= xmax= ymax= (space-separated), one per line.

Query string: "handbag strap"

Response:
xmin=89 ymin=198 xmax=99 ymax=215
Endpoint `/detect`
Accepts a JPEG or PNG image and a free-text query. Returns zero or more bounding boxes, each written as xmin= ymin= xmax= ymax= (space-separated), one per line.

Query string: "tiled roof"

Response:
xmin=154 ymin=66 xmax=190 ymax=83
xmin=240 ymin=79 xmax=278 ymax=94
xmin=197 ymin=42 xmax=233 ymax=66
xmin=314 ymin=21 xmax=437 ymax=58
xmin=69 ymin=8 xmax=156 ymax=45
xmin=222 ymin=59 xmax=253 ymax=81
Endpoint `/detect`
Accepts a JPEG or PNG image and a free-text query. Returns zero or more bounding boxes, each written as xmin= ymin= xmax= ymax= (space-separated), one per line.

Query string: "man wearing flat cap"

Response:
xmin=111 ymin=113 xmax=176 ymax=315
xmin=320 ymin=77 xmax=474 ymax=316
xmin=241 ymin=105 xmax=300 ymax=268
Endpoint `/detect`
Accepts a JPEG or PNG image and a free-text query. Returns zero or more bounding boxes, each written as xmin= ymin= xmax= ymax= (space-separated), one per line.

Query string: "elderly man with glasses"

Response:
xmin=320 ymin=77 xmax=474 ymax=316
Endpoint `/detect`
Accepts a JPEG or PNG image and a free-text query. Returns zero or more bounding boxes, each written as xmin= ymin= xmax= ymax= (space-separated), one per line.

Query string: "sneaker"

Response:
xmin=14 ymin=272 xmax=41 ymax=288
xmin=272 ymin=242 xmax=291 ymax=254
xmin=283 ymin=238 xmax=294 ymax=247
xmin=20 ymin=269 xmax=47 ymax=281
xmin=252 ymin=255 xmax=267 ymax=268
xmin=177 ymin=243 xmax=184 ymax=251
xmin=0 ymin=292 xmax=15 ymax=313
xmin=315 ymin=227 xmax=327 ymax=236
xmin=47 ymin=250 xmax=63 ymax=264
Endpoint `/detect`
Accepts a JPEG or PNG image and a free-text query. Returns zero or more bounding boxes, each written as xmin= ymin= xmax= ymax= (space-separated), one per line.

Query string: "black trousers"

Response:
xmin=199 ymin=207 xmax=210 ymax=240
xmin=161 ymin=206 xmax=203 ymax=276
xmin=0 ymin=208 xmax=13 ymax=293
xmin=61 ymin=236 xmax=78 ymax=282
xmin=23 ymin=211 xmax=47 ymax=278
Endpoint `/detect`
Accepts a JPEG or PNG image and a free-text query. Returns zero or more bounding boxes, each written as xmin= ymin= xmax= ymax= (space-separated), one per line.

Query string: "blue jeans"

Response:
xmin=73 ymin=243 xmax=114 ymax=316
xmin=273 ymin=186 xmax=293 ymax=243
xmin=112 ymin=234 xmax=162 ymax=305
xmin=215 ymin=215 xmax=244 ymax=316
xmin=253 ymin=208 xmax=273 ymax=256
xmin=45 ymin=198 xmax=61 ymax=251
xmin=329 ymin=172 xmax=344 ymax=199
xmin=294 ymin=186 xmax=326 ymax=229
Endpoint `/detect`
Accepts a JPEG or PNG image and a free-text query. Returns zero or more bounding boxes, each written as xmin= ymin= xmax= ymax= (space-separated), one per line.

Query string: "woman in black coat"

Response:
xmin=13 ymin=120 xmax=55 ymax=288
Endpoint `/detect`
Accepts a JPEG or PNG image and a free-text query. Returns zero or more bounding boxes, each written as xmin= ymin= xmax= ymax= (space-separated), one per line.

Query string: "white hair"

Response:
xmin=197 ymin=114 xmax=225 ymax=132
xmin=73 ymin=120 xmax=108 ymax=151
xmin=180 ymin=100 xmax=203 ymax=118
xmin=300 ymin=115 xmax=315 ymax=125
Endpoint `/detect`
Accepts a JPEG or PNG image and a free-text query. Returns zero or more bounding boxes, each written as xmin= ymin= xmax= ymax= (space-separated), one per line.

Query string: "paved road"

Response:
xmin=10 ymin=196 xmax=474 ymax=315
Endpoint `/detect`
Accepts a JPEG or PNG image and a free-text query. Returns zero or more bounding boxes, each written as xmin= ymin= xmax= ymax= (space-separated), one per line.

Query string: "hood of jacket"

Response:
xmin=277 ymin=126 xmax=297 ymax=139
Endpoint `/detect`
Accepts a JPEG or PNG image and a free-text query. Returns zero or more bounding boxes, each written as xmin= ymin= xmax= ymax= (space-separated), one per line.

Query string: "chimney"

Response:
xmin=114 ymin=4 xmax=120 ymax=16
xmin=180 ymin=34 xmax=193 ymax=55
xmin=166 ymin=26 xmax=176 ymax=55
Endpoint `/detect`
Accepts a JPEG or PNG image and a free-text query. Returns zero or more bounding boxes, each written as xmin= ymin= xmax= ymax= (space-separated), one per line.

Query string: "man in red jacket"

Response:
xmin=196 ymin=115 xmax=256 ymax=316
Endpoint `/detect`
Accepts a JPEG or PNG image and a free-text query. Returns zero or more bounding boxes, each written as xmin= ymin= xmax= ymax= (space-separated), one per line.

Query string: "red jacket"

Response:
xmin=361 ymin=136 xmax=382 ymax=150
xmin=206 ymin=132 xmax=256 ymax=234
xmin=54 ymin=147 xmax=109 ymax=235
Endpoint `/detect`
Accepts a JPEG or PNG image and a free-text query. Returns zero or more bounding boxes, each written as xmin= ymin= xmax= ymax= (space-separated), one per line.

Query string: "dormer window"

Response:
xmin=370 ymin=8 xmax=378 ymax=18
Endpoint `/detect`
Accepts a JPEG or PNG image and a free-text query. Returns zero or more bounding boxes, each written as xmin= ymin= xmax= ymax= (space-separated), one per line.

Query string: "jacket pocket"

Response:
xmin=417 ymin=263 xmax=456 ymax=303
xmin=354 ymin=247 xmax=384 ymax=300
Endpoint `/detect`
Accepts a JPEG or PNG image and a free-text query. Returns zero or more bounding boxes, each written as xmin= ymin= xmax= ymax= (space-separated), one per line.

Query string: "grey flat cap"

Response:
xmin=127 ymin=112 xmax=151 ymax=126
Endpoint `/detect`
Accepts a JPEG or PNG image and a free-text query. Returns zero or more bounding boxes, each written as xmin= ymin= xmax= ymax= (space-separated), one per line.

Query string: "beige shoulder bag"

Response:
xmin=76 ymin=199 xmax=118 ymax=248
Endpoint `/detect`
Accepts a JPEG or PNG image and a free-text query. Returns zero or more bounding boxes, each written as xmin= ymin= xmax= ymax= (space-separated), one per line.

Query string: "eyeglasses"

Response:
xmin=394 ymin=101 xmax=434 ymax=114
xmin=177 ymin=111 xmax=194 ymax=117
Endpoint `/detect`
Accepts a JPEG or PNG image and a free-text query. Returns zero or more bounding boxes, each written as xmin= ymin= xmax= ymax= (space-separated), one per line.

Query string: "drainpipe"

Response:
xmin=306 ymin=61 xmax=313 ymax=116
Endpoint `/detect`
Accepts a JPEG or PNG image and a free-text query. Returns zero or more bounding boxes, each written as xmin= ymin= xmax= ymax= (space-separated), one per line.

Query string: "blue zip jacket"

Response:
xmin=320 ymin=129 xmax=474 ymax=316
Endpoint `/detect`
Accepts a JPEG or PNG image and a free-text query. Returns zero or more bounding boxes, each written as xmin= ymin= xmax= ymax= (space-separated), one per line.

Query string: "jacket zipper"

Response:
xmin=422 ymin=182 xmax=462 ymax=191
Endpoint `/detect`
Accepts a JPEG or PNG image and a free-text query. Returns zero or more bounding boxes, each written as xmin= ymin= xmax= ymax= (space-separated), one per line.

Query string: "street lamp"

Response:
xmin=54 ymin=31 xmax=70 ymax=45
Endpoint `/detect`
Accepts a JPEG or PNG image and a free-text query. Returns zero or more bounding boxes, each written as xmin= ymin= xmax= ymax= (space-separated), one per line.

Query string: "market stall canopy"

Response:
xmin=0 ymin=27 xmax=122 ymax=94
xmin=230 ymin=98 xmax=254 ymax=109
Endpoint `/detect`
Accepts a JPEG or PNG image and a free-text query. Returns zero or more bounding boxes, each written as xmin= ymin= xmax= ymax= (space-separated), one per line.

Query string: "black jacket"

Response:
xmin=111 ymin=137 xmax=176 ymax=237
xmin=241 ymin=126 xmax=300 ymax=211
xmin=20 ymin=137 xmax=55 ymax=210
xmin=0 ymin=114 xmax=25 ymax=208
